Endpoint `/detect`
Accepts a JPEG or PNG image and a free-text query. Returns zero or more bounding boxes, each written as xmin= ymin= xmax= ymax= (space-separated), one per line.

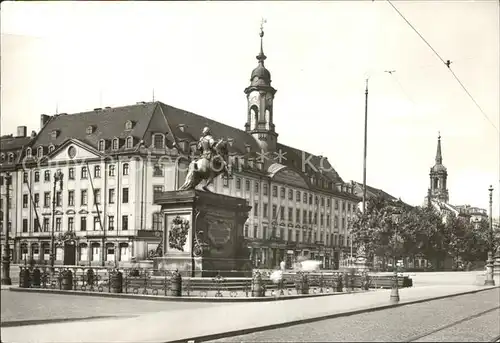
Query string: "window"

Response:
xmin=327 ymin=215 xmax=330 ymax=227
xmin=272 ymin=186 xmax=277 ymax=197
xmin=34 ymin=171 xmax=40 ymax=182
xmin=153 ymin=134 xmax=164 ymax=149
xmin=108 ymin=165 xmax=115 ymax=177
xmin=295 ymin=230 xmax=300 ymax=242
xmin=296 ymin=209 xmax=300 ymax=222
xmin=123 ymin=163 xmax=129 ymax=175
xmin=34 ymin=219 xmax=40 ymax=232
xmin=334 ymin=215 xmax=338 ymax=228
xmin=245 ymin=180 xmax=250 ymax=191
xmin=315 ymin=196 xmax=318 ymax=205
xmin=152 ymin=212 xmax=162 ymax=231
xmin=81 ymin=190 xmax=88 ymax=206
xmin=122 ymin=188 xmax=129 ymax=203
xmin=38 ymin=147 xmax=45 ymax=158
xmin=108 ymin=189 xmax=115 ymax=204
xmin=153 ymin=185 xmax=163 ymax=195
xmin=23 ymin=172 xmax=28 ymax=183
xmin=48 ymin=145 xmax=55 ymax=153
xmin=280 ymin=206 xmax=285 ymax=220
xmin=280 ymin=187 xmax=285 ymax=198
xmin=22 ymin=219 xmax=28 ymax=233
xmin=26 ymin=148 xmax=32 ymax=157
xmin=253 ymin=225 xmax=258 ymax=238
xmin=348 ymin=203 xmax=351 ymax=211
xmin=42 ymin=218 xmax=50 ymax=232
xmin=108 ymin=216 xmax=115 ymax=231
xmin=126 ymin=137 xmax=133 ymax=149
xmin=34 ymin=193 xmax=39 ymax=207
xmin=288 ymin=207 xmax=293 ymax=221
xmin=23 ymin=194 xmax=28 ymax=208
xmin=56 ymin=191 xmax=62 ymax=206
xmin=327 ymin=198 xmax=331 ymax=207
xmin=342 ymin=202 xmax=346 ymax=211
xmin=309 ymin=195 xmax=313 ymax=204
xmin=122 ymin=215 xmax=128 ymax=230
xmin=112 ymin=138 xmax=119 ymax=150
xmin=314 ymin=213 xmax=317 ymax=224
xmin=296 ymin=191 xmax=300 ymax=201
xmin=254 ymin=182 xmax=259 ymax=194
xmin=80 ymin=217 xmax=87 ymax=231
xmin=303 ymin=210 xmax=307 ymax=224
xmin=309 ymin=211 xmax=312 ymax=224
xmin=223 ymin=177 xmax=229 ymax=187
xmin=272 ymin=205 xmax=277 ymax=219
xmin=263 ymin=204 xmax=268 ymax=218
xmin=94 ymin=166 xmax=101 ymax=178
xmin=288 ymin=189 xmax=293 ymax=200
xmin=81 ymin=166 xmax=88 ymax=179
xmin=153 ymin=165 xmax=163 ymax=177
xmin=263 ymin=226 xmax=267 ymax=239
xmin=236 ymin=178 xmax=241 ymax=190
xmin=94 ymin=217 xmax=100 ymax=230
xmin=244 ymin=225 xmax=249 ymax=237
xmin=44 ymin=170 xmax=51 ymax=182
xmin=55 ymin=218 xmax=62 ymax=232
xmin=263 ymin=184 xmax=268 ymax=196
xmin=253 ymin=203 xmax=258 ymax=217
xmin=68 ymin=217 xmax=74 ymax=231
xmin=342 ymin=218 xmax=345 ymax=228
xmin=68 ymin=190 xmax=74 ymax=206
xmin=94 ymin=189 xmax=101 ymax=205
xmin=335 ymin=200 xmax=339 ymax=210
xmin=303 ymin=193 xmax=307 ymax=203
xmin=98 ymin=140 xmax=105 ymax=151
xmin=44 ymin=192 xmax=51 ymax=207
xmin=68 ymin=167 xmax=75 ymax=180
xmin=321 ymin=198 xmax=325 ymax=206
xmin=320 ymin=214 xmax=324 ymax=226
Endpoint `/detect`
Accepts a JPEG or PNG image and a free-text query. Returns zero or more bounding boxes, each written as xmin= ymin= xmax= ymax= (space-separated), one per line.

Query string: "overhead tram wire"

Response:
xmin=386 ymin=0 xmax=498 ymax=132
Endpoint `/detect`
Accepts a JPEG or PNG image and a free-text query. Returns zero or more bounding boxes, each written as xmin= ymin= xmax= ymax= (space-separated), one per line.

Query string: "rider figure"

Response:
xmin=198 ymin=126 xmax=216 ymax=161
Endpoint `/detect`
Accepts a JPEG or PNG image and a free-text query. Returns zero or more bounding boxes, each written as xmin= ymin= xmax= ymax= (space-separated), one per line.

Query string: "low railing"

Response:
xmin=15 ymin=265 xmax=412 ymax=298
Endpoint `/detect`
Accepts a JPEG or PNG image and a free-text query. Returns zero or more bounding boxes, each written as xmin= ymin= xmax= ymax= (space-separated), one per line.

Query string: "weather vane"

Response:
xmin=260 ymin=18 xmax=267 ymax=34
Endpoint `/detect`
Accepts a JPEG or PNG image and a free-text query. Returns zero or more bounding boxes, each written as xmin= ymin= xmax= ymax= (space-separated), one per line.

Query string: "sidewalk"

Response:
xmin=2 ymin=284 xmax=497 ymax=343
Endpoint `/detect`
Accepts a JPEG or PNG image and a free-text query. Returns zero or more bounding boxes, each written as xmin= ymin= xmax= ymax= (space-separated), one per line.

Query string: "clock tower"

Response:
xmin=244 ymin=22 xmax=278 ymax=153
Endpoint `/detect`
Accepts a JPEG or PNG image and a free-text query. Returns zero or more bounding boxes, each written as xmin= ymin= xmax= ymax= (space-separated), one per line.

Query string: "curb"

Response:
xmin=169 ymin=286 xmax=500 ymax=343
xmin=8 ymin=286 xmax=367 ymax=303
xmin=1 ymin=315 xmax=133 ymax=328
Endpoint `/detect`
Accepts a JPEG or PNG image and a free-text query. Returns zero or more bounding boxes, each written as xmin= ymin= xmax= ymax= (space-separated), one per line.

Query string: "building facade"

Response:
xmin=1 ymin=27 xmax=360 ymax=269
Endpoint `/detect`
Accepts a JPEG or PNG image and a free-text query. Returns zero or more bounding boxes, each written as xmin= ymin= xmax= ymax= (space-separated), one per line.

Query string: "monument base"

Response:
xmin=154 ymin=189 xmax=253 ymax=278
xmin=153 ymin=256 xmax=252 ymax=277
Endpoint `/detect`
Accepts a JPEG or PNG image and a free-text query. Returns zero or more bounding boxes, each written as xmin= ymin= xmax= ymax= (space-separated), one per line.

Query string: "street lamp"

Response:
xmin=50 ymin=170 xmax=64 ymax=272
xmin=484 ymin=185 xmax=495 ymax=286
xmin=1 ymin=172 xmax=12 ymax=285
xmin=390 ymin=209 xmax=401 ymax=303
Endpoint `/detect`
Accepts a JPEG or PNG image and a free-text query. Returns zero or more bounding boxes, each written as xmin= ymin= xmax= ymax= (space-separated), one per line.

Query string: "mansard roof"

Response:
xmin=27 ymin=100 xmax=347 ymax=191
xmin=0 ymin=135 xmax=33 ymax=168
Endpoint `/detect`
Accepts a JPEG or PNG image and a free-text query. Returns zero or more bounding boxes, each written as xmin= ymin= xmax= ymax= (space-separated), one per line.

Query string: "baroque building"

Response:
xmin=0 ymin=27 xmax=360 ymax=269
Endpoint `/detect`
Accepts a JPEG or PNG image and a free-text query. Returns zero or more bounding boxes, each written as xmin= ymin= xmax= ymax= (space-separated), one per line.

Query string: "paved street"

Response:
xmin=1 ymin=289 xmax=220 ymax=324
xmin=208 ymin=288 xmax=500 ymax=342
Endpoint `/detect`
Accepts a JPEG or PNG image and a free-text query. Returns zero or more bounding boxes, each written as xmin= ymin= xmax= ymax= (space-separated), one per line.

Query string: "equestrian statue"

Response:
xmin=178 ymin=126 xmax=231 ymax=192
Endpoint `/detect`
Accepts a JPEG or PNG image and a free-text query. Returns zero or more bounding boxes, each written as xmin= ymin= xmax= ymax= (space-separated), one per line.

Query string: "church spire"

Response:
xmin=257 ymin=18 xmax=267 ymax=64
xmin=435 ymin=132 xmax=442 ymax=164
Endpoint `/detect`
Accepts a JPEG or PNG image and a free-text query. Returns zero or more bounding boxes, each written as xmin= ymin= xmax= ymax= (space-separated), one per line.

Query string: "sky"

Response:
xmin=1 ymin=1 xmax=499 ymax=217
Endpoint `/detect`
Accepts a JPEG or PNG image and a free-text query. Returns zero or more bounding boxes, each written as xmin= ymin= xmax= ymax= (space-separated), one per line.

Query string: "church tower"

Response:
xmin=244 ymin=21 xmax=278 ymax=153
xmin=427 ymin=133 xmax=449 ymax=203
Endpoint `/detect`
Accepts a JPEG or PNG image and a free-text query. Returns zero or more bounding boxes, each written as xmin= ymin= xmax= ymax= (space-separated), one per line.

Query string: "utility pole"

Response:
xmin=1 ymin=173 xmax=12 ymax=285
xmin=485 ymin=185 xmax=495 ymax=286
xmin=362 ymin=79 xmax=369 ymax=213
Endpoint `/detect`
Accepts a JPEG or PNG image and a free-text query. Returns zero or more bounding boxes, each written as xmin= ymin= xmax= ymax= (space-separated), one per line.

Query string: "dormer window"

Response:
xmin=86 ymin=125 xmax=96 ymax=134
xmin=37 ymin=147 xmax=44 ymax=158
xmin=126 ymin=137 xmax=133 ymax=149
xmin=26 ymin=148 xmax=32 ymax=157
xmin=153 ymin=134 xmax=164 ymax=149
xmin=112 ymin=138 xmax=119 ymax=150
xmin=50 ymin=130 xmax=60 ymax=139
xmin=8 ymin=153 xmax=14 ymax=163
xmin=98 ymin=140 xmax=105 ymax=151
xmin=0 ymin=154 xmax=4 ymax=162
xmin=125 ymin=120 xmax=135 ymax=130
xmin=48 ymin=145 xmax=55 ymax=153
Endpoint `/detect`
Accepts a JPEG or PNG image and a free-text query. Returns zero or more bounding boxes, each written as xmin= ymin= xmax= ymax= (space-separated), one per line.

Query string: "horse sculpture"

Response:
xmin=178 ymin=139 xmax=230 ymax=192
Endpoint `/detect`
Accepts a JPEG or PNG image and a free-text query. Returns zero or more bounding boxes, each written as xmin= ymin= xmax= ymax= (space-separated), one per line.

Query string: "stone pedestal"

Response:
xmin=493 ymin=248 xmax=500 ymax=276
xmin=153 ymin=190 xmax=252 ymax=277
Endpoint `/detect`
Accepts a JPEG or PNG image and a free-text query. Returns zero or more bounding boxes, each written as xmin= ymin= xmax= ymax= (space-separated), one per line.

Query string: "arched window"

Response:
xmin=126 ymin=137 xmax=133 ymax=149
xmin=26 ymin=148 xmax=32 ymax=157
xmin=98 ymin=140 xmax=105 ymax=151
xmin=37 ymin=147 xmax=44 ymax=158
xmin=112 ymin=138 xmax=119 ymax=150
xmin=8 ymin=153 xmax=14 ymax=162
xmin=48 ymin=145 xmax=55 ymax=153
xmin=125 ymin=120 xmax=135 ymax=130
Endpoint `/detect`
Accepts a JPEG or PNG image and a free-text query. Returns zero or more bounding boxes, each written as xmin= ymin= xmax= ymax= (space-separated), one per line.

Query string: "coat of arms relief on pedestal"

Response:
xmin=168 ymin=216 xmax=190 ymax=251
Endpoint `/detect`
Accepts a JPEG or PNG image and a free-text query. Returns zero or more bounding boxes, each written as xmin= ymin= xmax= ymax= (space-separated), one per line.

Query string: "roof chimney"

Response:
xmin=94 ymin=108 xmax=102 ymax=112
xmin=178 ymin=124 xmax=186 ymax=133
xmin=17 ymin=126 xmax=27 ymax=138
xmin=40 ymin=114 xmax=51 ymax=129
